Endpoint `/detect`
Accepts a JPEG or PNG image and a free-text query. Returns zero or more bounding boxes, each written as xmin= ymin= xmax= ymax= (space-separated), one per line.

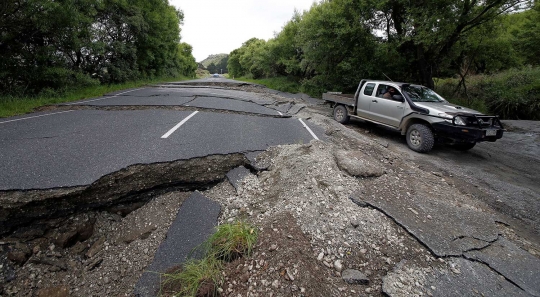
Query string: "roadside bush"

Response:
xmin=435 ymin=67 xmax=540 ymax=120
xmin=300 ymin=76 xmax=331 ymax=98
xmin=482 ymin=68 xmax=540 ymax=120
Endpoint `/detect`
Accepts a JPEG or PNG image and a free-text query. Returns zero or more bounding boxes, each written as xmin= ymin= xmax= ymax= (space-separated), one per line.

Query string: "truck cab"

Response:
xmin=323 ymin=80 xmax=504 ymax=153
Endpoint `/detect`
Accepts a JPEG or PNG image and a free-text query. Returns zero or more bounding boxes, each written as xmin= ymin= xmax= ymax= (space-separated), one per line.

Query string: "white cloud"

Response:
xmin=170 ymin=0 xmax=317 ymax=62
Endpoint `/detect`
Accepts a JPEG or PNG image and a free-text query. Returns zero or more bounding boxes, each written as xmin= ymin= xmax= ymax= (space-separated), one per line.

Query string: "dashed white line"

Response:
xmin=65 ymin=88 xmax=146 ymax=105
xmin=299 ymin=118 xmax=320 ymax=140
xmin=161 ymin=111 xmax=199 ymax=139
xmin=0 ymin=110 xmax=75 ymax=124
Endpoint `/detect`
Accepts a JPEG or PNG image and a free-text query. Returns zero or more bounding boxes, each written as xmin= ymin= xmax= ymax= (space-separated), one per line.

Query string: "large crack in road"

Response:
xmin=0 ymin=153 xmax=248 ymax=237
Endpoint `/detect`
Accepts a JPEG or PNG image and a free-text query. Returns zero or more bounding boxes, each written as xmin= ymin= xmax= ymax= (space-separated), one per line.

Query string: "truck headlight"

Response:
xmin=438 ymin=113 xmax=466 ymax=126
xmin=453 ymin=116 xmax=466 ymax=126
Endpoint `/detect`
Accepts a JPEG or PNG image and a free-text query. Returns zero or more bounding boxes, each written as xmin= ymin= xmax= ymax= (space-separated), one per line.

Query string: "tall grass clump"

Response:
xmin=207 ymin=221 xmax=258 ymax=262
xmin=436 ymin=67 xmax=540 ymax=120
xmin=160 ymin=221 xmax=258 ymax=297
xmin=160 ymin=258 xmax=222 ymax=297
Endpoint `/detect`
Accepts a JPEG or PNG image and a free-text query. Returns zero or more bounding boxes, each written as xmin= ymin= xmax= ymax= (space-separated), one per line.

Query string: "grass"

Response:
xmin=160 ymin=221 xmax=258 ymax=297
xmin=207 ymin=221 xmax=258 ymax=262
xmin=0 ymin=75 xmax=193 ymax=118
xmin=160 ymin=258 xmax=222 ymax=297
xmin=234 ymin=76 xmax=301 ymax=94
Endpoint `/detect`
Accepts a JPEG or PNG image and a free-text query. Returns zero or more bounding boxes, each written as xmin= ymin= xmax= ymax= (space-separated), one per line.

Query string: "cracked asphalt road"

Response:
xmin=0 ymin=84 xmax=321 ymax=190
xmin=1 ymin=79 xmax=538 ymax=297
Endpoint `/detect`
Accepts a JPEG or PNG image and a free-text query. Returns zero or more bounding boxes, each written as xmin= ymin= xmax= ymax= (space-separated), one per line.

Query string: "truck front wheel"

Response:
xmin=334 ymin=105 xmax=350 ymax=124
xmin=406 ymin=124 xmax=435 ymax=153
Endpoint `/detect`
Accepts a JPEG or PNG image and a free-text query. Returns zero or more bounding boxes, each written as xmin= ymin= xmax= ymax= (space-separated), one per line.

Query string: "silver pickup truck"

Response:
xmin=323 ymin=80 xmax=504 ymax=153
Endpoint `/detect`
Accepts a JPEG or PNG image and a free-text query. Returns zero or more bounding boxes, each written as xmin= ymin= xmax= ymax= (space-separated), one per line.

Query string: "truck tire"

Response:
xmin=406 ymin=124 xmax=435 ymax=153
xmin=452 ymin=142 xmax=476 ymax=151
xmin=334 ymin=105 xmax=350 ymax=124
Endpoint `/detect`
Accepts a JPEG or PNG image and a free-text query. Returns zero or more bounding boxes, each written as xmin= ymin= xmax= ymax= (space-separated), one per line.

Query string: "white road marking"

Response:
xmin=65 ymin=88 xmax=146 ymax=105
xmin=277 ymin=111 xmax=283 ymax=116
xmin=0 ymin=110 xmax=75 ymax=124
xmin=161 ymin=111 xmax=199 ymax=139
xmin=299 ymin=118 xmax=320 ymax=140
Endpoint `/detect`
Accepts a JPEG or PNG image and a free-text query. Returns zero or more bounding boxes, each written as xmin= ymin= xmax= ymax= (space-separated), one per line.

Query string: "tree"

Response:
xmin=176 ymin=42 xmax=197 ymax=76
xmin=207 ymin=62 xmax=218 ymax=74
xmin=515 ymin=1 xmax=540 ymax=65
xmin=361 ymin=0 xmax=530 ymax=88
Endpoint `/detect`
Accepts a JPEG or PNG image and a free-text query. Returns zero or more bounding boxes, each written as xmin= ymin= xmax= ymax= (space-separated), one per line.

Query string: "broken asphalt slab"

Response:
xmin=134 ymin=191 xmax=220 ymax=297
xmin=287 ymin=103 xmax=306 ymax=115
xmin=383 ymin=258 xmax=531 ymax=297
xmin=244 ymin=151 xmax=269 ymax=171
xmin=226 ymin=166 xmax=253 ymax=192
xmin=425 ymin=258 xmax=532 ymax=297
xmin=354 ymin=174 xmax=539 ymax=296
xmin=352 ymin=189 xmax=499 ymax=257
xmin=465 ymin=237 xmax=540 ymax=296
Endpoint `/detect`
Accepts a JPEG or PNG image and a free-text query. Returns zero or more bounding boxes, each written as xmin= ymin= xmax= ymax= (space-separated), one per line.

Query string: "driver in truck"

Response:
xmin=383 ymin=87 xmax=398 ymax=99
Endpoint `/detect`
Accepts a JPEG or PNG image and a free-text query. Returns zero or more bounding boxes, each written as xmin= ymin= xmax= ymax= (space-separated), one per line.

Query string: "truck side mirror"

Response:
xmin=393 ymin=94 xmax=404 ymax=102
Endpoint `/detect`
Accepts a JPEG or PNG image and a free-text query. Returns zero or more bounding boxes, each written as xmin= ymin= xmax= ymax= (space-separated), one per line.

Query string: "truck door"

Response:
xmin=366 ymin=84 xmax=406 ymax=127
xmin=356 ymin=82 xmax=375 ymax=118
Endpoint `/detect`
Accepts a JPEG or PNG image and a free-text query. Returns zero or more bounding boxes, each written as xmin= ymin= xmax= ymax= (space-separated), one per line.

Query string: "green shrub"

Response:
xmin=435 ymin=67 xmax=540 ymax=120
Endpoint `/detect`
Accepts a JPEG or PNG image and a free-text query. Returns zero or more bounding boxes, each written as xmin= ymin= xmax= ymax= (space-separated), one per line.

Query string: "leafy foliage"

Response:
xmin=0 ymin=0 xmax=196 ymax=96
xmin=227 ymin=0 xmax=536 ymax=100
xmin=436 ymin=67 xmax=540 ymax=120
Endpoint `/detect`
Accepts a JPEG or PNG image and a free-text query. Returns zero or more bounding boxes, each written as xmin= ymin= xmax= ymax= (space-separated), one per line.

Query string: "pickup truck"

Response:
xmin=323 ymin=80 xmax=504 ymax=153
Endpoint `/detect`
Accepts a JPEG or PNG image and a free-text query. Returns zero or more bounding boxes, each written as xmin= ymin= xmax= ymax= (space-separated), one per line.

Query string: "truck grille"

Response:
xmin=462 ymin=115 xmax=502 ymax=128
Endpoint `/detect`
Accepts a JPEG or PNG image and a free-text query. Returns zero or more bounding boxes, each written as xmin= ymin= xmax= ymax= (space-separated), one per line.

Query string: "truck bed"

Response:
xmin=322 ymin=93 xmax=355 ymax=107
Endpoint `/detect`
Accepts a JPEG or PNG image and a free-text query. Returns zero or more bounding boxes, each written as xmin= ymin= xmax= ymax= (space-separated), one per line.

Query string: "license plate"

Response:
xmin=486 ymin=129 xmax=497 ymax=136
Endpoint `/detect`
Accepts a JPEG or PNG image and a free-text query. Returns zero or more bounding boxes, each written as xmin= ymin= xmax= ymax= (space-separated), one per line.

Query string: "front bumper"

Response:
xmin=432 ymin=122 xmax=504 ymax=143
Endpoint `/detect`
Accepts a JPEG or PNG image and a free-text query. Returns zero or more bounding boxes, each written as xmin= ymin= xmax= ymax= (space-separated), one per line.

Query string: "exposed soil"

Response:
xmin=1 ymin=84 xmax=538 ymax=296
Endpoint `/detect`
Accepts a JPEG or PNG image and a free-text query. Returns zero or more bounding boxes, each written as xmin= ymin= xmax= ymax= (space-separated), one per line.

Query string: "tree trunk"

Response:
xmin=416 ymin=44 xmax=434 ymax=89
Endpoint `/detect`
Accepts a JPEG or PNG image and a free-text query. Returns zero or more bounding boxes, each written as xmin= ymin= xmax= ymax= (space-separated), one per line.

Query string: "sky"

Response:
xmin=169 ymin=0 xmax=318 ymax=62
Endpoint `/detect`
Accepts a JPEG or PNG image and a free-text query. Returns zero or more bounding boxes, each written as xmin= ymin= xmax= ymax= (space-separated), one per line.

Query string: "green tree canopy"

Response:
xmin=0 ymin=0 xmax=196 ymax=95
xmin=228 ymin=0 xmax=533 ymax=95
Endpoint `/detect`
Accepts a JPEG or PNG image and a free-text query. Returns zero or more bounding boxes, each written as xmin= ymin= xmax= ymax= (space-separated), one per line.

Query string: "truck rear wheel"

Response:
xmin=333 ymin=105 xmax=350 ymax=124
xmin=406 ymin=124 xmax=435 ymax=153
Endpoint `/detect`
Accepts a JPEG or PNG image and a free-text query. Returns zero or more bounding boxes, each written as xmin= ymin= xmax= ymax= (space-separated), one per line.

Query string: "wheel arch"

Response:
xmin=400 ymin=117 xmax=433 ymax=135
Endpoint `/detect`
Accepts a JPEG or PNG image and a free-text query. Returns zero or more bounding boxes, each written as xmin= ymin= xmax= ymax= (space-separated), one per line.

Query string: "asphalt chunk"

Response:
xmin=133 ymin=191 xmax=221 ymax=297
xmin=465 ymin=237 xmax=540 ymax=296
xmin=226 ymin=166 xmax=253 ymax=192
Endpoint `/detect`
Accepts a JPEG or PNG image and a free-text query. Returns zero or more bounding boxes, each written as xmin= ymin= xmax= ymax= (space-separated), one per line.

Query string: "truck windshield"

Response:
xmin=402 ymin=85 xmax=446 ymax=103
